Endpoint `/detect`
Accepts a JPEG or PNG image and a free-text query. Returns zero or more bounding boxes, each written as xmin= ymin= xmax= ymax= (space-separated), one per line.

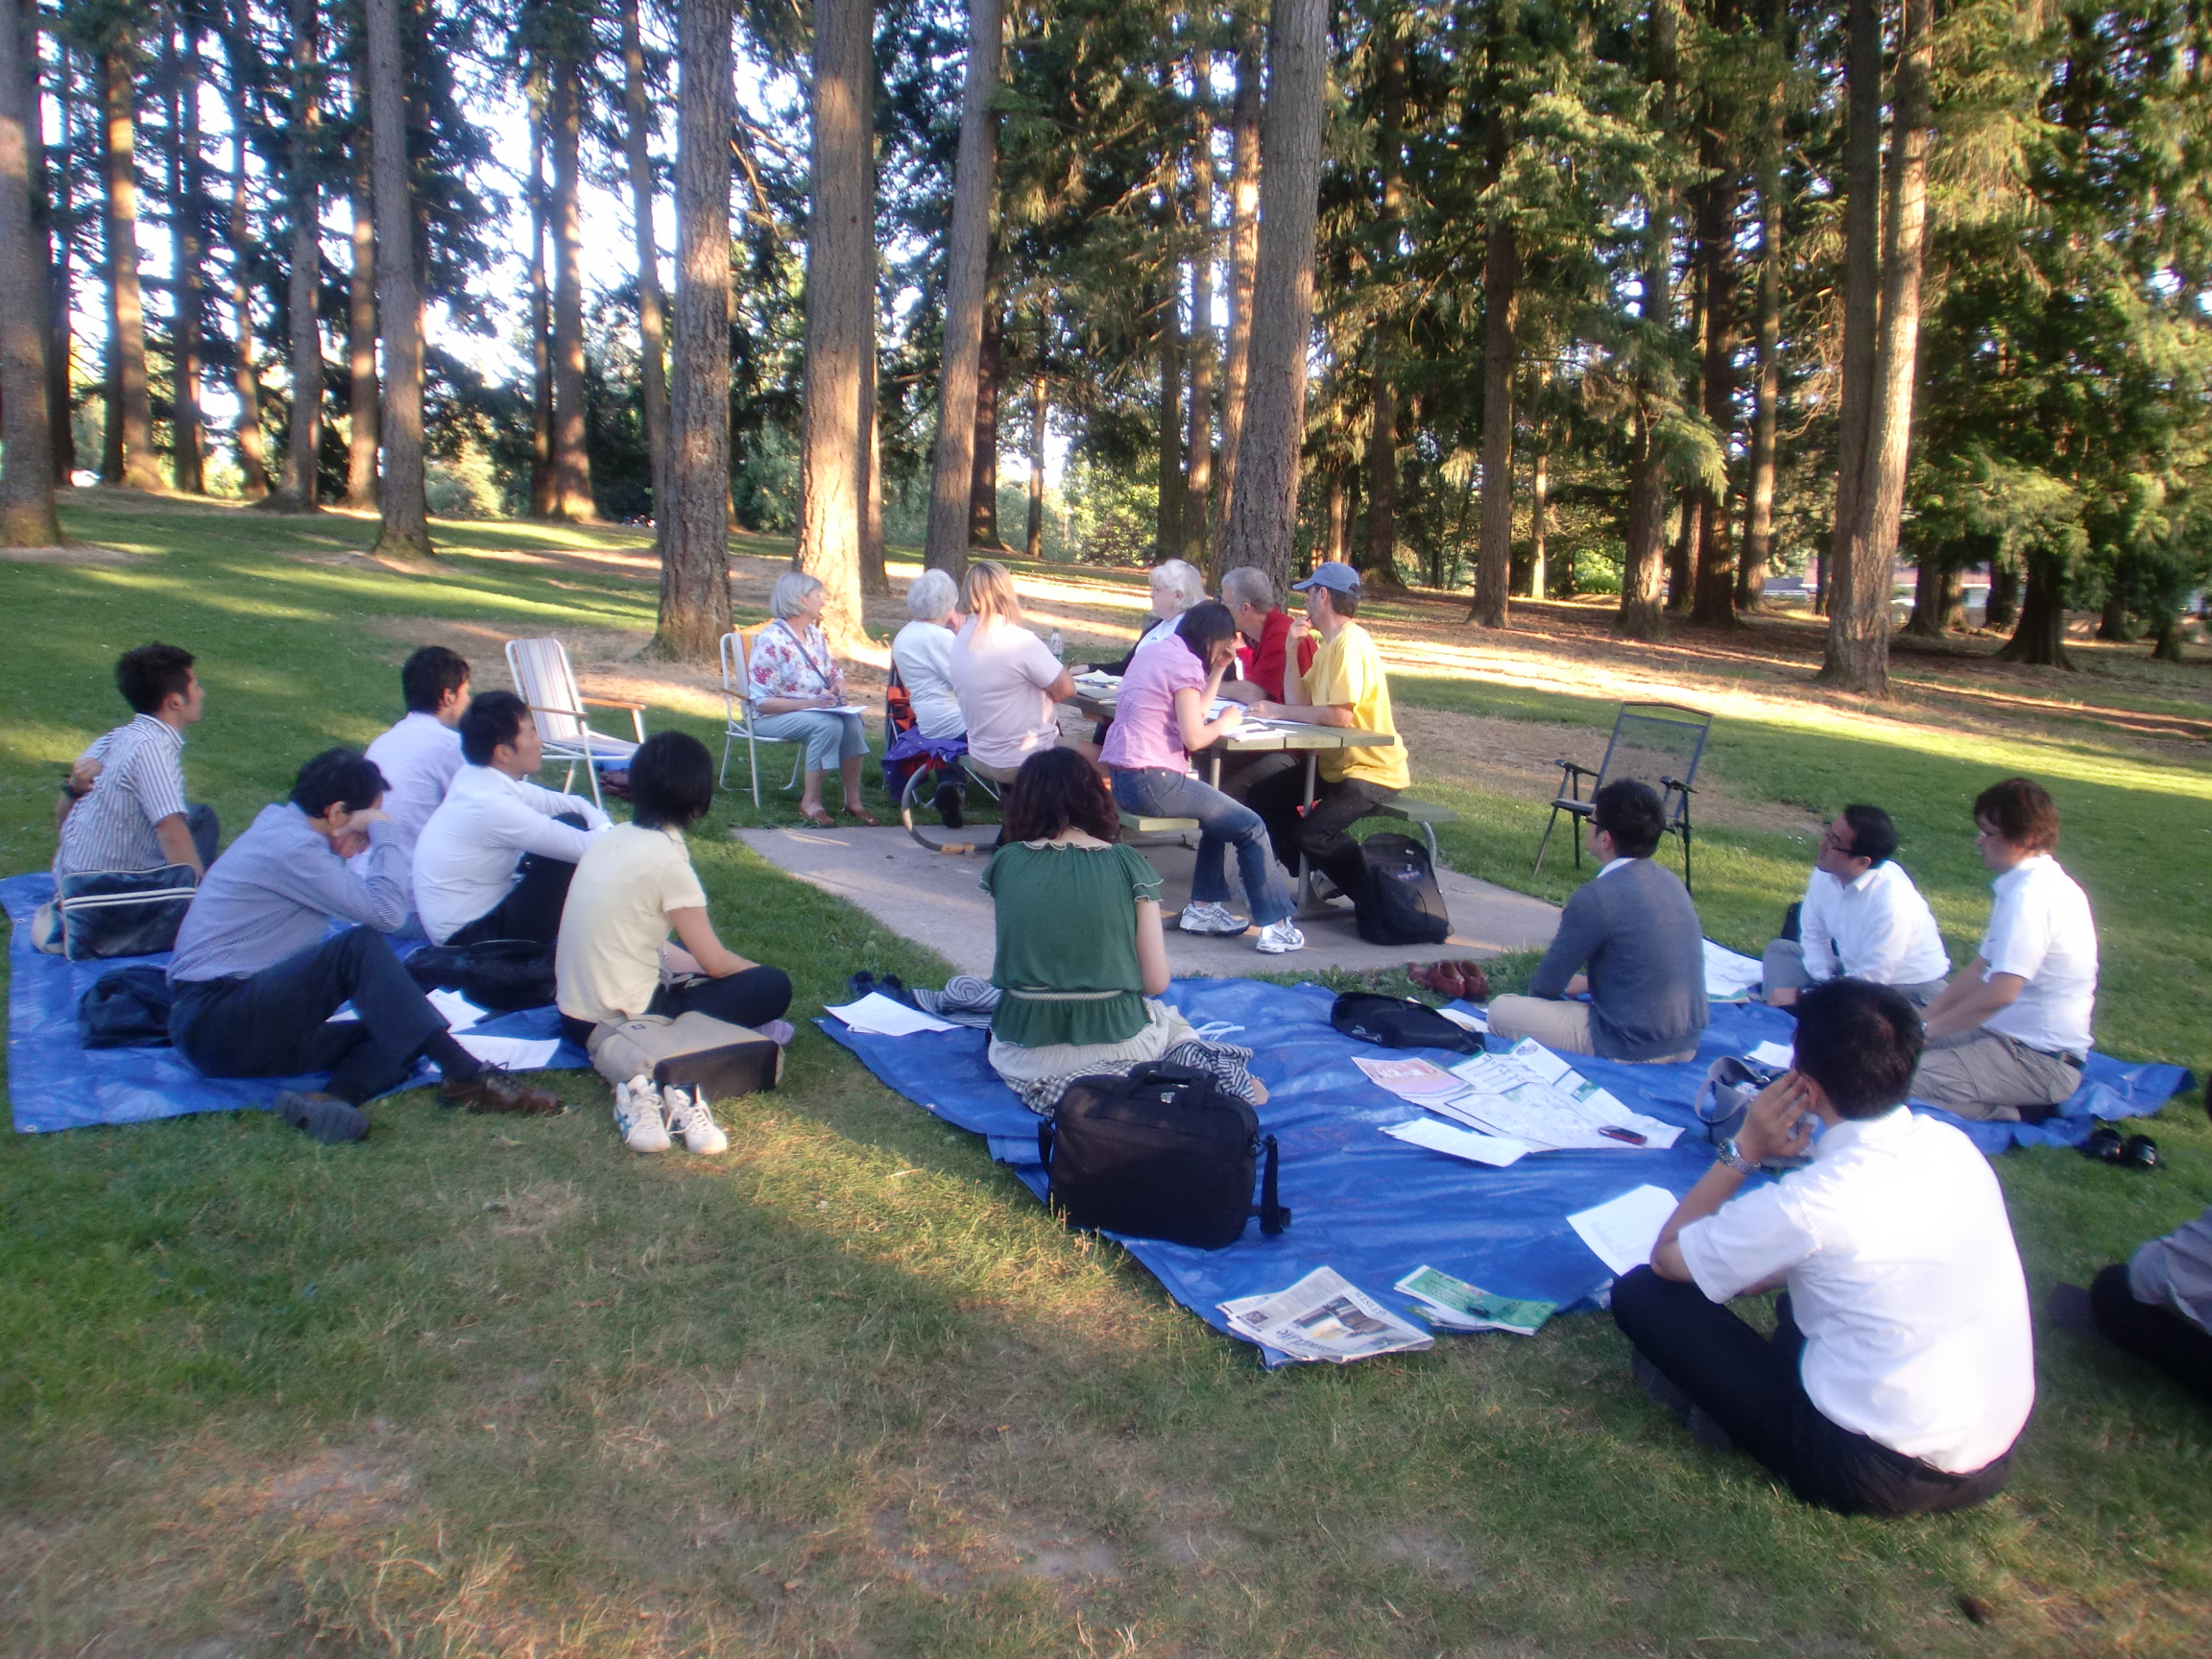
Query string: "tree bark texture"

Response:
xmin=1666 ymin=250 xmax=1702 ymax=613
xmin=1617 ymin=1 xmax=1678 ymax=641
xmin=1155 ymin=291 xmax=1184 ymax=561
xmin=1907 ymin=555 xmax=1960 ymax=636
xmin=1824 ymin=0 xmax=1933 ymax=693
xmin=860 ymin=345 xmax=888 ymax=593
xmin=971 ymin=290 xmax=1002 ymax=548
xmin=525 ymin=73 xmax=553 ymax=517
xmin=271 ymin=0 xmax=323 ymax=512
xmin=1183 ymin=55 xmax=1215 ymax=565
xmin=1820 ymin=0 xmax=1885 ymax=684
xmin=620 ymin=0 xmax=671 ymax=522
xmin=1690 ymin=29 xmax=1739 ymax=627
xmin=345 ymin=85 xmax=378 ymax=508
xmin=1471 ymin=59 xmax=1517 ymax=628
xmin=1737 ymin=23 xmax=1785 ymax=611
xmin=1324 ymin=466 xmax=1349 ymax=565
xmin=1218 ymin=0 xmax=1327 ymax=589
xmin=1997 ymin=549 xmax=2072 ymax=666
xmin=222 ymin=22 xmax=269 ymax=500
xmin=923 ymin=0 xmax=1002 ymax=582
xmin=166 ymin=15 xmax=205 ymax=494
xmin=364 ymin=0 xmax=431 ymax=557
xmin=1211 ymin=16 xmax=1262 ymax=573
xmin=100 ymin=46 xmax=157 ymax=491
xmin=37 ymin=42 xmax=75 ymax=479
xmin=656 ymin=0 xmax=734 ymax=656
xmin=1527 ymin=440 xmax=1548 ymax=599
xmin=547 ymin=58 xmax=593 ymax=519
xmin=0 ymin=0 xmax=60 ymax=543
xmin=1364 ymin=31 xmax=1406 ymax=589
xmin=1984 ymin=560 xmax=2018 ymax=629
xmin=795 ymin=0 xmax=874 ymax=642
xmin=1025 ymin=318 xmax=1047 ymax=560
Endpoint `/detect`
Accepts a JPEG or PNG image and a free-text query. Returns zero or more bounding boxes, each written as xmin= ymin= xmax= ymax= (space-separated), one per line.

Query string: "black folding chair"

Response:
xmin=1533 ymin=702 xmax=1713 ymax=893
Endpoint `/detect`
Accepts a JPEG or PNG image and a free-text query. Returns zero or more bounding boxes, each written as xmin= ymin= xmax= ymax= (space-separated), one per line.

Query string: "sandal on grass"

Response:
xmin=798 ymin=806 xmax=835 ymax=828
xmin=842 ymin=805 xmax=883 ymax=827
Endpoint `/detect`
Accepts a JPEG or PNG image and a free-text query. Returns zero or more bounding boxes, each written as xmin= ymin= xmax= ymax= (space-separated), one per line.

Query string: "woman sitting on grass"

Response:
xmin=982 ymin=747 xmax=1262 ymax=1115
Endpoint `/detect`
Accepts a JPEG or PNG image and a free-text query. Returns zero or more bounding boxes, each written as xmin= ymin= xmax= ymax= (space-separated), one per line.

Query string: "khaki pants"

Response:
xmin=1485 ymin=995 xmax=1697 ymax=1064
xmin=1761 ymin=940 xmax=1947 ymax=1009
xmin=1911 ymin=1028 xmax=2082 ymax=1121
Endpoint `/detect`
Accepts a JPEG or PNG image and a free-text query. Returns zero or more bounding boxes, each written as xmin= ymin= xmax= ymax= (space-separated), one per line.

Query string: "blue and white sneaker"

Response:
xmin=614 ymin=1075 xmax=671 ymax=1153
xmin=1180 ymin=901 xmax=1250 ymax=935
xmin=1256 ymin=920 xmax=1306 ymax=954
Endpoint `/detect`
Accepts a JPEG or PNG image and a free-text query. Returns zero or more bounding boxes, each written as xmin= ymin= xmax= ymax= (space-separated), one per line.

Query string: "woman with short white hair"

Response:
xmin=744 ymin=569 xmax=878 ymax=826
xmin=892 ymin=567 xmax=964 ymax=739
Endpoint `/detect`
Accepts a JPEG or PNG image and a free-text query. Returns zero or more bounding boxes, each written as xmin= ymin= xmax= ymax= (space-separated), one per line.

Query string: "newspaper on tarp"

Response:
xmin=1353 ymin=1040 xmax=1682 ymax=1153
xmin=1219 ymin=1266 xmax=1434 ymax=1364
xmin=1395 ymin=1265 xmax=1556 ymax=1335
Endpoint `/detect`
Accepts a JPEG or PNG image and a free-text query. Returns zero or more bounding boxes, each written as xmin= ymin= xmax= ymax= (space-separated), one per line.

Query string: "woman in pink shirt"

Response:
xmin=1101 ymin=602 xmax=1303 ymax=954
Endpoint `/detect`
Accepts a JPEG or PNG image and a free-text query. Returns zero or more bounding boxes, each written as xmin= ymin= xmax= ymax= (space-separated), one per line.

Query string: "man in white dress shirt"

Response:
xmin=362 ymin=646 xmax=471 ymax=851
xmin=1613 ymin=977 xmax=2033 ymax=1516
xmin=1911 ymin=777 xmax=2098 ymax=1121
xmin=1762 ymin=805 xmax=1950 ymax=1009
xmin=411 ymin=689 xmax=610 ymax=948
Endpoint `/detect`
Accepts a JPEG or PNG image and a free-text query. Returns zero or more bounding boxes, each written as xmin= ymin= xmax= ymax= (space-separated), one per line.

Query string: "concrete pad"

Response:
xmin=736 ymin=825 xmax=1560 ymax=980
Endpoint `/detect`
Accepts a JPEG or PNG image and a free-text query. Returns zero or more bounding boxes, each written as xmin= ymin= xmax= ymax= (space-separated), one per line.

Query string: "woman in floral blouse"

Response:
xmin=744 ymin=570 xmax=879 ymax=826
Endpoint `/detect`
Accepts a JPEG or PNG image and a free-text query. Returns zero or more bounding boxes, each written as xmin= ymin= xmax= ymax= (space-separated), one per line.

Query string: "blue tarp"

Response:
xmin=4 ymin=873 xmax=589 ymax=1134
xmin=820 ymin=976 xmax=2196 ymax=1365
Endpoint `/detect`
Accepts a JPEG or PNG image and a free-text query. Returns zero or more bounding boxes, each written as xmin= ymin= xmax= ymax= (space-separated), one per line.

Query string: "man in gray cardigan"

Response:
xmin=1488 ymin=780 xmax=1707 ymax=1063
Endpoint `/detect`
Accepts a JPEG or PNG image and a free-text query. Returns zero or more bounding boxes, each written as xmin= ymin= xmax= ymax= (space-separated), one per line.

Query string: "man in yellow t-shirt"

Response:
xmin=1241 ymin=562 xmax=1408 ymax=880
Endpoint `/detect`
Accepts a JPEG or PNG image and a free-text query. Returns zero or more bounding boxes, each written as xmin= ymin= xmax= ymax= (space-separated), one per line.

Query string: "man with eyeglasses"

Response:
xmin=1911 ymin=777 xmax=2099 ymax=1122
xmin=1761 ymin=805 xmax=1950 ymax=1011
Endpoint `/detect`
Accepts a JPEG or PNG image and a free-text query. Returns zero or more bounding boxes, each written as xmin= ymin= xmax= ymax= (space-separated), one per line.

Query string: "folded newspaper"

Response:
xmin=1219 ymin=1266 xmax=1434 ymax=1363
xmin=1354 ymin=1041 xmax=1681 ymax=1152
xmin=1394 ymin=1265 xmax=1556 ymax=1335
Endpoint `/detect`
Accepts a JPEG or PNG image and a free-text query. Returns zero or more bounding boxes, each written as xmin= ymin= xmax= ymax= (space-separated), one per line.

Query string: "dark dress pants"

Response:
xmin=559 ymin=965 xmax=795 ymax=1050
xmin=170 ymin=926 xmax=447 ymax=1105
xmin=446 ymin=813 xmax=587 ymax=950
xmin=2090 ymin=1263 xmax=2212 ymax=1404
xmin=1242 ymin=759 xmax=1399 ymax=889
xmin=1611 ymin=1265 xmax=2015 ymax=1516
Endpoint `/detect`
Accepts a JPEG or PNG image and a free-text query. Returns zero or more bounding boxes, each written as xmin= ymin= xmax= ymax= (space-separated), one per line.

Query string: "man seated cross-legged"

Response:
xmin=1762 ymin=804 xmax=1950 ymax=1010
xmin=411 ymin=688 xmax=611 ymax=950
xmin=362 ymin=644 xmax=471 ymax=854
xmin=1612 ymin=978 xmax=2034 ymax=1517
xmin=166 ymin=748 xmax=564 ymax=1144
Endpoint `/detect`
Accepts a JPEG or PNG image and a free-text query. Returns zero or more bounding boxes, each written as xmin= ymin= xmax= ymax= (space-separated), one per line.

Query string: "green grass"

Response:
xmin=4 ymin=496 xmax=2211 ymax=1656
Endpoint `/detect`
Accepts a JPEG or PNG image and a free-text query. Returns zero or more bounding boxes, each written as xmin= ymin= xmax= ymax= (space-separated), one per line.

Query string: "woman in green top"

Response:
xmin=982 ymin=748 xmax=1262 ymax=1114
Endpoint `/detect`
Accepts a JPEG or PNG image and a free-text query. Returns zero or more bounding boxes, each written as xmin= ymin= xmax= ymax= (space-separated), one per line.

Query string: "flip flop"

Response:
xmin=842 ymin=805 xmax=883 ymax=827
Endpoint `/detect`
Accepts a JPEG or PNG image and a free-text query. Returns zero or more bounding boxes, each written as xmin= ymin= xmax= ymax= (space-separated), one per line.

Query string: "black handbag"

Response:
xmin=78 ymin=965 xmax=177 ymax=1047
xmin=402 ymin=938 xmax=557 ymax=1013
xmin=1330 ymin=992 xmax=1481 ymax=1054
xmin=56 ymin=864 xmax=199 ymax=960
xmin=1039 ymin=1061 xmax=1289 ymax=1249
xmin=1349 ymin=832 xmax=1451 ymax=946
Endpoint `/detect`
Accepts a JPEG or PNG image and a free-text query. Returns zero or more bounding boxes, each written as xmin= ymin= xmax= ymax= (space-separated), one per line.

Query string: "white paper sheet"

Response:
xmin=1435 ymin=1005 xmax=1487 ymax=1033
xmin=825 ymin=992 xmax=960 ymax=1036
xmin=1569 ymin=1185 xmax=1684 ymax=1275
xmin=1382 ymin=1117 xmax=1530 ymax=1167
xmin=1703 ymin=939 xmax=1767 ymax=1000
xmin=1443 ymin=1042 xmax=1683 ymax=1150
xmin=1746 ymin=1039 xmax=1795 ymax=1070
xmin=450 ymin=1033 xmax=561 ymax=1070
xmin=427 ymin=988 xmax=492 ymax=1031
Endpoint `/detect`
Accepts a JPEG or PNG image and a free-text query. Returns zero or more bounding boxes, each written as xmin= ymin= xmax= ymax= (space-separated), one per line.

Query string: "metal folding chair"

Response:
xmin=718 ymin=627 xmax=806 ymax=807
xmin=1533 ymin=701 xmax=1712 ymax=893
xmin=502 ymin=637 xmax=644 ymax=812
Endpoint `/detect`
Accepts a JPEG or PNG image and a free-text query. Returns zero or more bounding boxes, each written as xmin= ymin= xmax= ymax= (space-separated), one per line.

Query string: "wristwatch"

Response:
xmin=1715 ymin=1138 xmax=1761 ymax=1177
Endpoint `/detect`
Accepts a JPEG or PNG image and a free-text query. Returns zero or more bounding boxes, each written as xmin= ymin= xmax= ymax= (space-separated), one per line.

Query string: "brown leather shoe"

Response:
xmin=440 ymin=1068 xmax=565 ymax=1117
xmin=1455 ymin=961 xmax=1493 ymax=1002
xmin=1407 ymin=959 xmax=1466 ymax=999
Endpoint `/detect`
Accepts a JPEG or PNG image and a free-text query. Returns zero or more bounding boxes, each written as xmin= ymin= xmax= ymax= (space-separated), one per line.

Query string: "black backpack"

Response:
xmin=403 ymin=938 xmax=557 ymax=1013
xmin=1039 ymin=1062 xmax=1290 ymax=1249
xmin=78 ymin=965 xmax=177 ymax=1048
xmin=1349 ymin=832 xmax=1451 ymax=946
xmin=1330 ymin=992 xmax=1481 ymax=1054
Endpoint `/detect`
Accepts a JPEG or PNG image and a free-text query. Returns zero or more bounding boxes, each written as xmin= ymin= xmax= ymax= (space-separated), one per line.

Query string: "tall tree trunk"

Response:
xmin=1984 ymin=559 xmax=2018 ymax=630
xmin=166 ymin=13 xmax=205 ymax=494
xmin=2095 ymin=584 xmax=2129 ymax=642
xmin=1364 ymin=27 xmax=1405 ymax=589
xmin=344 ymin=73 xmax=377 ymax=507
xmin=363 ymin=0 xmax=430 ymax=557
xmin=1470 ymin=43 xmax=1517 ymax=627
xmin=100 ymin=46 xmax=158 ymax=491
xmin=1323 ymin=466 xmax=1348 ymax=565
xmin=0 ymin=0 xmax=60 ymax=543
xmin=1996 ymin=548 xmax=2072 ymax=666
xmin=546 ymin=56 xmax=593 ymax=519
xmin=1617 ymin=1 xmax=1678 ymax=641
xmin=1527 ymin=438 xmax=1548 ymax=599
xmin=269 ymin=0 xmax=323 ymax=513
xmin=859 ymin=345 xmax=888 ymax=592
xmin=970 ymin=287 xmax=1001 ymax=548
xmin=655 ymin=0 xmax=734 ymax=655
xmin=1666 ymin=244 xmax=1703 ymax=613
xmin=1819 ymin=0 xmax=1884 ymax=684
xmin=1907 ymin=555 xmax=1960 ymax=637
xmin=1025 ymin=313 xmax=1047 ymax=559
xmin=524 ymin=71 xmax=552 ymax=517
xmin=1211 ymin=15 xmax=1262 ymax=571
xmin=2151 ymin=610 xmax=2185 ymax=661
xmin=1184 ymin=52 xmax=1215 ymax=564
xmin=221 ymin=20 xmax=269 ymax=500
xmin=38 ymin=41 xmax=75 ymax=480
xmin=619 ymin=0 xmax=671 ymax=522
xmin=923 ymin=0 xmax=1002 ymax=582
xmin=1824 ymin=0 xmax=1933 ymax=693
xmin=1155 ymin=288 xmax=1184 ymax=561
xmin=1217 ymin=0 xmax=1327 ymax=588
xmin=1690 ymin=31 xmax=1740 ymax=627
xmin=1737 ymin=26 xmax=1784 ymax=612
xmin=794 ymin=0 xmax=873 ymax=641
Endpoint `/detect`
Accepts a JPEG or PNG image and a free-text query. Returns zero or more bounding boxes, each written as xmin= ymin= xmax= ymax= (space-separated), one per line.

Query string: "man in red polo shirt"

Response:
xmin=1221 ymin=565 xmax=1314 ymax=702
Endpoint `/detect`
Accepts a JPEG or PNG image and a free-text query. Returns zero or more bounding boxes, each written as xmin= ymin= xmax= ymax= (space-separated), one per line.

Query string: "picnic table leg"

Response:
xmin=1295 ymin=749 xmax=1328 ymax=919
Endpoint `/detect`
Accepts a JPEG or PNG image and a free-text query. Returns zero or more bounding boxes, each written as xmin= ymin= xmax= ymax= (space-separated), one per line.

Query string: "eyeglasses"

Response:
xmin=1818 ymin=830 xmax=1853 ymax=853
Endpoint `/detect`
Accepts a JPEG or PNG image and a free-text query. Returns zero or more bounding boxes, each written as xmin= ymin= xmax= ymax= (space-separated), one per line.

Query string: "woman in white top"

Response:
xmin=744 ymin=570 xmax=878 ymax=826
xmin=891 ymin=567 xmax=965 ymax=738
xmin=946 ymin=561 xmax=1090 ymax=774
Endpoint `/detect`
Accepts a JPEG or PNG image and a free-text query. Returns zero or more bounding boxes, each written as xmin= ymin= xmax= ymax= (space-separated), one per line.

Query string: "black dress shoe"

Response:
xmin=2121 ymin=1134 xmax=2161 ymax=1170
xmin=932 ymin=782 xmax=965 ymax=830
xmin=2081 ymin=1126 xmax=2126 ymax=1163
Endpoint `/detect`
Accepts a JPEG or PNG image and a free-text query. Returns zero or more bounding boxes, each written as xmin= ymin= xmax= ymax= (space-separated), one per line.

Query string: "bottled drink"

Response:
xmin=1047 ymin=631 xmax=1064 ymax=661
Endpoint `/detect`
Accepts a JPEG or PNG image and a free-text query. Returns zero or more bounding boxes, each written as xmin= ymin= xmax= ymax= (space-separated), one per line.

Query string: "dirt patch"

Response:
xmin=1 ymin=541 xmax=145 ymax=565
xmin=479 ymin=1180 xmax=584 ymax=1237
xmin=257 ymin=1447 xmax=414 ymax=1524
xmin=1374 ymin=1524 xmax=1482 ymax=1586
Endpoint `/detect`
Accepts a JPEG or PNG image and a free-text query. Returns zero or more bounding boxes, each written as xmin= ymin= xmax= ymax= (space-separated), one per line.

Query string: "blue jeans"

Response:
xmin=751 ymin=709 xmax=868 ymax=770
xmin=1111 ymin=768 xmax=1294 ymax=926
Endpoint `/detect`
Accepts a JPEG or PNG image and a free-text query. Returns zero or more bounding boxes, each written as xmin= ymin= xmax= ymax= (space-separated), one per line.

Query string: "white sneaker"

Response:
xmin=614 ymin=1074 xmax=671 ymax=1153
xmin=1256 ymin=919 xmax=1306 ymax=954
xmin=662 ymin=1086 xmax=729 ymax=1156
xmin=1180 ymin=901 xmax=1250 ymax=935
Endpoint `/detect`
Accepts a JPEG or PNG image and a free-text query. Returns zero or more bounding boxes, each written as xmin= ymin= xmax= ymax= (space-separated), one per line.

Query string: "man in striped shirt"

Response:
xmin=52 ymin=642 xmax=218 ymax=880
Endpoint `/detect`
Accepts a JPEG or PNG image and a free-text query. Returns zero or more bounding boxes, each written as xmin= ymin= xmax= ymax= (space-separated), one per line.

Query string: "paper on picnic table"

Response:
xmin=1219 ymin=1267 xmax=1434 ymax=1364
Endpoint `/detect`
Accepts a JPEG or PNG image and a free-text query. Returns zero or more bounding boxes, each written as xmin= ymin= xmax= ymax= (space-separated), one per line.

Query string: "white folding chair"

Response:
xmin=719 ymin=627 xmax=806 ymax=806
xmin=503 ymin=637 xmax=645 ymax=812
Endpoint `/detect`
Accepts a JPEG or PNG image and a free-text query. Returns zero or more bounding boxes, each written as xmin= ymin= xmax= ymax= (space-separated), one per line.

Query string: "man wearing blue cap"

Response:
xmin=1243 ymin=562 xmax=1408 ymax=886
